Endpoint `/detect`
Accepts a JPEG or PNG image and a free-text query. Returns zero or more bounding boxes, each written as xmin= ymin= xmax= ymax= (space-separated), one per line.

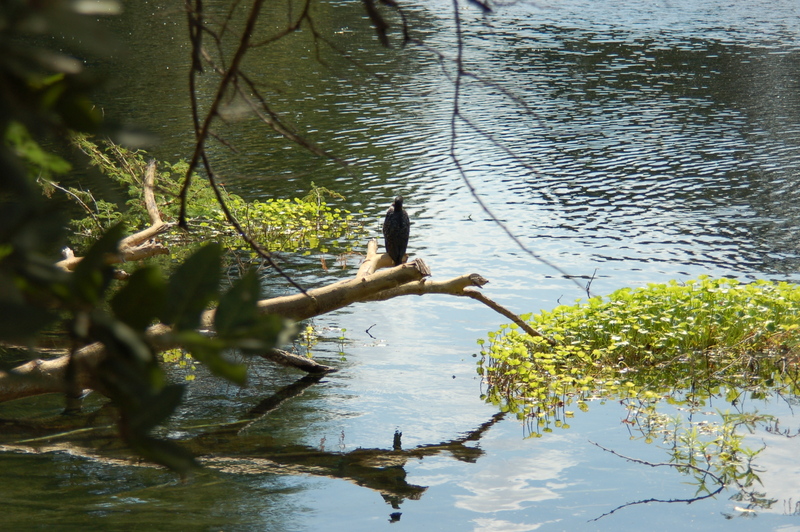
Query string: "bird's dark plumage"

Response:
xmin=383 ymin=196 xmax=410 ymax=265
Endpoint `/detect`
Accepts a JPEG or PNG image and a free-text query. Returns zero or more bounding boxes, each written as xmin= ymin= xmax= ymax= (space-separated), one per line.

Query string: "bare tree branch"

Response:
xmin=447 ymin=0 xmax=590 ymax=295
xmin=1 ymin=240 xmax=544 ymax=403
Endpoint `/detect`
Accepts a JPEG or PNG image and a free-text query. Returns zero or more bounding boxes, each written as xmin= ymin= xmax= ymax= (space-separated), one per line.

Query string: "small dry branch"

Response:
xmin=55 ymin=160 xmax=173 ymax=272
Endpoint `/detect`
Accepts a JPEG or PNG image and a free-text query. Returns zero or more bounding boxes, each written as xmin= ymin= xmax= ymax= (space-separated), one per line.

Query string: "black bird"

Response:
xmin=383 ymin=196 xmax=410 ymax=265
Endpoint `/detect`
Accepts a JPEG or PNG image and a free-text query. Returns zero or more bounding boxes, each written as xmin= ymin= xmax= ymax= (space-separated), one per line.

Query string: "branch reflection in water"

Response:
xmin=0 ymin=372 xmax=507 ymax=513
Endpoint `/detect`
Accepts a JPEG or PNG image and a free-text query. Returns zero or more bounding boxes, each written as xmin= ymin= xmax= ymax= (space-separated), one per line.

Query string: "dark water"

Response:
xmin=4 ymin=0 xmax=800 ymax=530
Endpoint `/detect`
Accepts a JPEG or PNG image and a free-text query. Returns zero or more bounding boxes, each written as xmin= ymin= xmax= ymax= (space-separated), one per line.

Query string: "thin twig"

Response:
xmin=585 ymin=268 xmax=598 ymax=298
xmin=588 ymin=440 xmax=726 ymax=521
xmin=182 ymin=0 xmax=306 ymax=294
xmin=40 ymin=178 xmax=103 ymax=232
xmin=448 ymin=0 xmax=590 ymax=296
xmin=589 ymin=440 xmax=724 ymax=484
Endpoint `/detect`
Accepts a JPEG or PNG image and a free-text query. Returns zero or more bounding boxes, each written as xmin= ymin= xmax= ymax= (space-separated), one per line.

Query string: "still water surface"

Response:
xmin=4 ymin=0 xmax=800 ymax=530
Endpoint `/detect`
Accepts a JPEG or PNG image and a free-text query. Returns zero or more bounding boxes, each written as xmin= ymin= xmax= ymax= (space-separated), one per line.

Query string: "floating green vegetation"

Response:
xmin=220 ymin=186 xmax=363 ymax=255
xmin=479 ymin=276 xmax=800 ymax=428
xmin=160 ymin=348 xmax=198 ymax=381
xmin=294 ymin=322 xmax=349 ymax=361
xmin=480 ymin=276 xmax=800 ymax=505
xmin=68 ymin=136 xmax=365 ymax=257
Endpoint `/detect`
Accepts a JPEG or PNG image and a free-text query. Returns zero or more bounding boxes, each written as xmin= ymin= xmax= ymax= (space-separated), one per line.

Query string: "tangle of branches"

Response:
xmin=179 ymin=0 xmax=587 ymax=294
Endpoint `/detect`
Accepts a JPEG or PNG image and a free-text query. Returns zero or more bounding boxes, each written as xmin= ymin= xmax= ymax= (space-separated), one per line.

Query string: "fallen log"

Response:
xmin=0 ymin=237 xmax=547 ymax=404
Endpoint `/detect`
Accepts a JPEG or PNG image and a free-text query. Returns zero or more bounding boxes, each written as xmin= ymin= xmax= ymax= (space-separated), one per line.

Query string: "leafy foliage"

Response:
xmin=223 ymin=187 xmax=364 ymax=255
xmin=479 ymin=276 xmax=800 ymax=501
xmin=0 ymin=2 xmax=296 ymax=473
xmin=0 ymin=1 xmax=112 ymax=137
xmin=5 ymin=121 xmax=72 ymax=182
xmin=69 ymin=136 xmax=365 ymax=256
xmin=480 ymin=277 xmax=800 ymax=425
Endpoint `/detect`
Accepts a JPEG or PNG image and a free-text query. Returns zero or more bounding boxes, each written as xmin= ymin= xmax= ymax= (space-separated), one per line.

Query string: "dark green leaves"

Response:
xmin=127 ymin=435 xmax=197 ymax=476
xmin=128 ymin=245 xmax=289 ymax=385
xmin=0 ymin=301 xmax=55 ymax=342
xmin=161 ymin=243 xmax=221 ymax=330
xmin=5 ymin=121 xmax=72 ymax=179
xmin=71 ymin=222 xmax=125 ymax=306
xmin=111 ymin=266 xmax=166 ymax=331
xmin=215 ymin=268 xmax=289 ymax=355
xmin=215 ymin=268 xmax=261 ymax=337
xmin=128 ymin=383 xmax=185 ymax=434
xmin=178 ymin=331 xmax=247 ymax=385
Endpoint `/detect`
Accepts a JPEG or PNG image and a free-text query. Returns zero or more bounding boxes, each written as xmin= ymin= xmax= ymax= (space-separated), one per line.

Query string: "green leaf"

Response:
xmin=161 ymin=244 xmax=221 ymax=330
xmin=71 ymin=223 xmax=125 ymax=305
xmin=236 ymin=313 xmax=289 ymax=355
xmin=128 ymin=384 xmax=185 ymax=433
xmin=0 ymin=302 xmax=56 ymax=342
xmin=215 ymin=269 xmax=260 ymax=338
xmin=5 ymin=121 xmax=72 ymax=175
xmin=92 ymin=312 xmax=155 ymax=367
xmin=178 ymin=331 xmax=248 ymax=385
xmin=111 ymin=265 xmax=166 ymax=331
xmin=127 ymin=435 xmax=196 ymax=476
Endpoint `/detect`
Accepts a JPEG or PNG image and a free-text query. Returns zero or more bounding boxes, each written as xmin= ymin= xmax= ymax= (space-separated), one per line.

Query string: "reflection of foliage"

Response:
xmin=628 ymin=402 xmax=771 ymax=495
xmin=591 ymin=404 xmax=779 ymax=520
xmin=69 ymin=137 xmax=365 ymax=256
xmin=479 ymin=277 xmax=800 ymax=511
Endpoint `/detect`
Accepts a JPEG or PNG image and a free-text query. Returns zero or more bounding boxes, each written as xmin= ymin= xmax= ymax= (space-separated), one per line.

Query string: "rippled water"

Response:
xmin=159 ymin=0 xmax=800 ymax=296
xmin=5 ymin=1 xmax=800 ymax=530
xmin=417 ymin=0 xmax=800 ymax=289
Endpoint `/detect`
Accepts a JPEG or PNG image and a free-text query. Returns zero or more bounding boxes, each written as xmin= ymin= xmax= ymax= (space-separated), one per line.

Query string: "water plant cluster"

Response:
xmin=67 ymin=136 xmax=364 ymax=257
xmin=480 ymin=276 xmax=800 ymax=424
xmin=220 ymin=186 xmax=363 ymax=255
xmin=479 ymin=277 xmax=800 ymax=500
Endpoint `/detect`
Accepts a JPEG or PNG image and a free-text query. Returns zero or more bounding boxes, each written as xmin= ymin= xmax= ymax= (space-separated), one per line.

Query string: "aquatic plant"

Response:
xmin=160 ymin=348 xmax=198 ymax=381
xmin=479 ymin=276 xmax=800 ymax=425
xmin=479 ymin=277 xmax=800 ymax=498
xmin=68 ymin=136 xmax=365 ymax=257
xmin=219 ymin=186 xmax=363 ymax=255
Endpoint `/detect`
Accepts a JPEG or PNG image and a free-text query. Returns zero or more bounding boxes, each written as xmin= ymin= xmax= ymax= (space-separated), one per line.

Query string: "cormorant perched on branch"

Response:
xmin=383 ymin=196 xmax=410 ymax=265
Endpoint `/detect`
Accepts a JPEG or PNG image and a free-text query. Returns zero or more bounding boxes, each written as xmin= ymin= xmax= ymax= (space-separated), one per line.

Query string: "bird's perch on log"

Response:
xmin=0 ymin=232 xmax=547 ymax=406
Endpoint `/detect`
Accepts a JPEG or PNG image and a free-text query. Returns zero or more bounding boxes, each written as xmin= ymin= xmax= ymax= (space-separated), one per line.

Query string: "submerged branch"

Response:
xmin=588 ymin=440 xmax=726 ymax=522
xmin=260 ymin=348 xmax=337 ymax=374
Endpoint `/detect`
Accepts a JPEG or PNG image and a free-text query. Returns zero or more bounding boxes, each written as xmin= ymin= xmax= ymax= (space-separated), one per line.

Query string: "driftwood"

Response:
xmin=55 ymin=160 xmax=172 ymax=273
xmin=0 ymin=241 xmax=545 ymax=403
xmin=2 ymin=162 xmax=547 ymax=404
